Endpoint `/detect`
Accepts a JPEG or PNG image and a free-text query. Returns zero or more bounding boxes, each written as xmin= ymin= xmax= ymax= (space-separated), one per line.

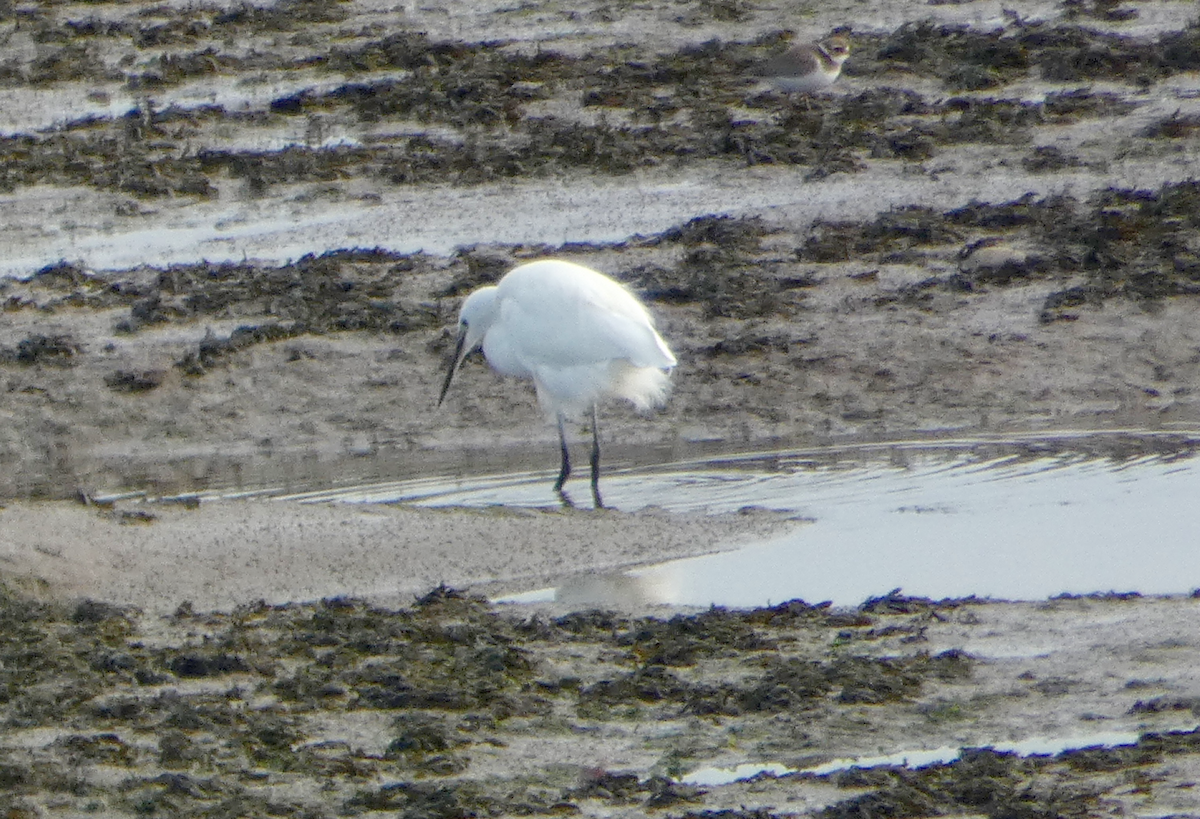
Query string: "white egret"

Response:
xmin=438 ymin=259 xmax=676 ymax=507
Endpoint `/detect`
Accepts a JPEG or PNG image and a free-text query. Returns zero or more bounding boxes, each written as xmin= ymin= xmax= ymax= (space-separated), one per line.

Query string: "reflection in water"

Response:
xmin=481 ymin=433 xmax=1200 ymax=607
xmin=554 ymin=573 xmax=674 ymax=608
xmin=92 ymin=431 xmax=1200 ymax=607
xmin=625 ymin=442 xmax=1200 ymax=607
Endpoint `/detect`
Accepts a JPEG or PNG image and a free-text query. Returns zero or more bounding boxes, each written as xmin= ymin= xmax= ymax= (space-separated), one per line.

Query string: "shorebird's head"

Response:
xmin=819 ymin=35 xmax=851 ymax=67
xmin=438 ymin=285 xmax=498 ymax=406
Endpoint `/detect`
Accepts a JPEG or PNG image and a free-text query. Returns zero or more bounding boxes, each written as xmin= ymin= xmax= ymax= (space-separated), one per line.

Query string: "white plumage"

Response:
xmin=438 ymin=259 xmax=676 ymax=506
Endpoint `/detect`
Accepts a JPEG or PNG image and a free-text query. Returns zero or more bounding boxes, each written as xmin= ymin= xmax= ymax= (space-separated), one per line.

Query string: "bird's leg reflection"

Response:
xmin=553 ymin=413 xmax=571 ymax=492
xmin=589 ymin=404 xmax=605 ymax=509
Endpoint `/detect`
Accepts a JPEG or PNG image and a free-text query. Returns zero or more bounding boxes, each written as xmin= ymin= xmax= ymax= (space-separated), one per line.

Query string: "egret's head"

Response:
xmin=437 ymin=286 xmax=498 ymax=406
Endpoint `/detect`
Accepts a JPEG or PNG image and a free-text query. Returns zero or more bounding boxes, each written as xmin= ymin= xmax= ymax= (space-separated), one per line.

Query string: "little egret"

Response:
xmin=438 ymin=259 xmax=676 ymax=507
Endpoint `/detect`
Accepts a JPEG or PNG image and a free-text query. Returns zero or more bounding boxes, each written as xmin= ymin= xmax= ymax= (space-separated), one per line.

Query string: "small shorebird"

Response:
xmin=756 ymin=34 xmax=851 ymax=94
xmin=438 ymin=260 xmax=676 ymax=508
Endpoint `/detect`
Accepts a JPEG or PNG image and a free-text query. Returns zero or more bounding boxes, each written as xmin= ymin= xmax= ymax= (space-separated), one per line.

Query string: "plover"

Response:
xmin=757 ymin=34 xmax=851 ymax=94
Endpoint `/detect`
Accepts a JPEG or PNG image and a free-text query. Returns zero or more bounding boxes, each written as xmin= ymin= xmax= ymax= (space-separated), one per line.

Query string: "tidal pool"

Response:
xmin=154 ymin=429 xmax=1200 ymax=608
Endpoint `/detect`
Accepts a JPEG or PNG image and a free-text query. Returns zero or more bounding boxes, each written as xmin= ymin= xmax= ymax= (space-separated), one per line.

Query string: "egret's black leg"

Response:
xmin=553 ymin=413 xmax=571 ymax=492
xmin=590 ymin=404 xmax=605 ymax=509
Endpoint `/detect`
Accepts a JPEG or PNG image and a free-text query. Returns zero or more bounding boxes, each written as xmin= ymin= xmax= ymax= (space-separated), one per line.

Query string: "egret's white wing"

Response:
xmin=494 ymin=261 xmax=674 ymax=370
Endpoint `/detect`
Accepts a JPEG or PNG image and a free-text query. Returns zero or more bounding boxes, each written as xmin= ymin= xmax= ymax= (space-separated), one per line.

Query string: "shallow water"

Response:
xmin=298 ymin=431 xmax=1200 ymax=607
xmin=681 ymin=729 xmax=1147 ymax=785
xmin=617 ymin=436 xmax=1200 ymax=608
xmin=127 ymin=429 xmax=1200 ymax=608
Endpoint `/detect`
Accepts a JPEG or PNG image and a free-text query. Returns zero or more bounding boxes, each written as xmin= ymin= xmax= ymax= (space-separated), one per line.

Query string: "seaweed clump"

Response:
xmin=632 ymin=215 xmax=806 ymax=319
xmin=800 ymin=206 xmax=962 ymax=264
xmin=817 ymin=748 xmax=1102 ymax=818
xmin=786 ymin=180 xmax=1200 ymax=320
xmin=878 ymin=22 xmax=1031 ymax=90
xmin=3 ymin=579 xmax=1196 ymax=817
xmin=579 ymin=650 xmax=970 ymax=717
xmin=875 ymin=21 xmax=1200 ymax=89
xmin=0 ymin=334 xmax=84 ymax=367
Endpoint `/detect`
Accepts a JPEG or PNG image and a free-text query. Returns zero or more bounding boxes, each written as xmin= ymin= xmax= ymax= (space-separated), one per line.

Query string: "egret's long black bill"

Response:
xmin=437 ymin=330 xmax=467 ymax=406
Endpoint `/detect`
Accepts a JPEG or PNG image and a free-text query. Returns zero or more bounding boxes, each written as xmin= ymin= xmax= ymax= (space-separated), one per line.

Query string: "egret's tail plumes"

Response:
xmin=531 ymin=360 xmax=672 ymax=419
xmin=611 ymin=361 xmax=673 ymax=412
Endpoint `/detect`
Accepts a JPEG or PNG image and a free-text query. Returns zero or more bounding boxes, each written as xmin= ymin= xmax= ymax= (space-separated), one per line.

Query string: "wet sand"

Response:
xmin=0 ymin=498 xmax=797 ymax=613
